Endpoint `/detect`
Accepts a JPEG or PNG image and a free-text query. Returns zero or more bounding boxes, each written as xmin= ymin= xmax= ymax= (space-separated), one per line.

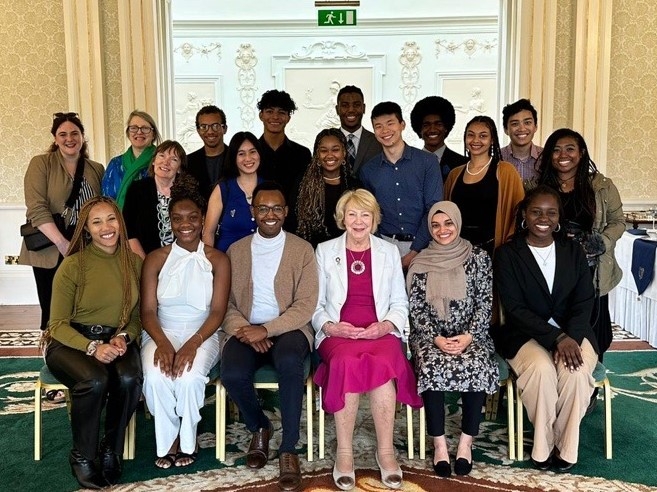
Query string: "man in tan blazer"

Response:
xmin=220 ymin=181 xmax=318 ymax=492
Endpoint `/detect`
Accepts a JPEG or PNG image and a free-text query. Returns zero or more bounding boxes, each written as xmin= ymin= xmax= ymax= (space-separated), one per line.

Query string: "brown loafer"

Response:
xmin=278 ymin=452 xmax=302 ymax=491
xmin=246 ymin=422 xmax=272 ymax=469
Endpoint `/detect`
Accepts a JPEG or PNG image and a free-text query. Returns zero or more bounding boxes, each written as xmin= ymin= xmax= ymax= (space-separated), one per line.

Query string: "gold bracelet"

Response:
xmin=194 ymin=332 xmax=203 ymax=346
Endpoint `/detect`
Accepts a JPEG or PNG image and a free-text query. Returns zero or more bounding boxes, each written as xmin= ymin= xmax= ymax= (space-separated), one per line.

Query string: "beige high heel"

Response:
xmin=332 ymin=461 xmax=355 ymax=490
xmin=375 ymin=452 xmax=402 ymax=489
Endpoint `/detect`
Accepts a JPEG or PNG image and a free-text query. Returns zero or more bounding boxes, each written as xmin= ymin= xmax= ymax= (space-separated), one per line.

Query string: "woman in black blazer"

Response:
xmin=494 ymin=185 xmax=599 ymax=473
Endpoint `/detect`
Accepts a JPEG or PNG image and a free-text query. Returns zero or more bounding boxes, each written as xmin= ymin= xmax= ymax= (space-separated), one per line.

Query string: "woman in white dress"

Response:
xmin=140 ymin=174 xmax=230 ymax=468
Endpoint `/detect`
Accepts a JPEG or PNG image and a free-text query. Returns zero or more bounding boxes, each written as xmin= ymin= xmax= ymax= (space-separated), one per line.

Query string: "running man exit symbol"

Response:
xmin=318 ymin=10 xmax=357 ymax=26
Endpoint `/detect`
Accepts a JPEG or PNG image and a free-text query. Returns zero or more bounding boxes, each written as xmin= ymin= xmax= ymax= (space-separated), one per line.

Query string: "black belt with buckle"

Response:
xmin=382 ymin=233 xmax=415 ymax=242
xmin=70 ymin=322 xmax=117 ymax=341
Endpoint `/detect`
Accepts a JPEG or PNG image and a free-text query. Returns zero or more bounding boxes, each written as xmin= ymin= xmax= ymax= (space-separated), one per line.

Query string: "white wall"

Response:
xmin=171 ymin=1 xmax=499 ymax=21
xmin=171 ymin=2 xmax=500 ymax=152
xmin=0 ymin=205 xmax=38 ymax=304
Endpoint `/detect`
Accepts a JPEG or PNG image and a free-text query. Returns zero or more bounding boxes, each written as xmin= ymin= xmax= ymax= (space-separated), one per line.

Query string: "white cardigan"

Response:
xmin=312 ymin=233 xmax=409 ymax=349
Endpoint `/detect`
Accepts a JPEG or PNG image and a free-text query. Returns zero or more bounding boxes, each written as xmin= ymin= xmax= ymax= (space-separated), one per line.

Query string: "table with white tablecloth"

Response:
xmin=609 ymin=232 xmax=657 ymax=347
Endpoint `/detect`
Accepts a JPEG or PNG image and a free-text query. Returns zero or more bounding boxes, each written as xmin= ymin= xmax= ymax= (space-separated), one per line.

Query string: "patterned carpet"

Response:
xmin=2 ymin=307 xmax=657 ymax=491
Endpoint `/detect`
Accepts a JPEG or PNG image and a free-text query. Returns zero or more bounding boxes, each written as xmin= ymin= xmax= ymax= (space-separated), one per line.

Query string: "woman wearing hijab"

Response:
xmin=407 ymin=201 xmax=499 ymax=478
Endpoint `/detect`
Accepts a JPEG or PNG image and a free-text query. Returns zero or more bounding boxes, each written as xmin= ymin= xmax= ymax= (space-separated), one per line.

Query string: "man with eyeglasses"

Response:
xmin=256 ymin=90 xmax=311 ymax=232
xmin=220 ymin=181 xmax=318 ymax=492
xmin=187 ymin=105 xmax=228 ymax=200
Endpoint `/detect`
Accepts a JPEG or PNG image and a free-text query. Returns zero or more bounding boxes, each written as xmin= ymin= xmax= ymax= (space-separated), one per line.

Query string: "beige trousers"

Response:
xmin=508 ymin=338 xmax=597 ymax=463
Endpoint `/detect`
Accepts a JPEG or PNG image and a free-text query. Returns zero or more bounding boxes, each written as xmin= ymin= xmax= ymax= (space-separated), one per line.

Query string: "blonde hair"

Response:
xmin=126 ymin=110 xmax=161 ymax=145
xmin=334 ymin=189 xmax=381 ymax=234
xmin=67 ymin=196 xmax=140 ymax=330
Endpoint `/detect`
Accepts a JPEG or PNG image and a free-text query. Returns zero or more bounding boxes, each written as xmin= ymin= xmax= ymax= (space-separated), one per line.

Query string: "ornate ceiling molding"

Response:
xmin=434 ymin=37 xmax=498 ymax=58
xmin=174 ymin=41 xmax=222 ymax=62
xmin=290 ymin=41 xmax=366 ymax=60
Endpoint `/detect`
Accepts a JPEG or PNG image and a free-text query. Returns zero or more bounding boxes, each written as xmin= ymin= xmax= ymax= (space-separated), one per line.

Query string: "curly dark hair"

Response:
xmin=169 ymin=173 xmax=207 ymax=215
xmin=410 ymin=96 xmax=457 ymax=138
xmin=536 ymin=128 xmax=598 ymax=222
xmin=296 ymin=129 xmax=355 ymax=242
xmin=257 ymin=90 xmax=297 ymax=113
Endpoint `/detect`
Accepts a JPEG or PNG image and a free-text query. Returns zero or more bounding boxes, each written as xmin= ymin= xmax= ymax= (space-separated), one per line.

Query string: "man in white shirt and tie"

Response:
xmin=335 ymin=85 xmax=382 ymax=176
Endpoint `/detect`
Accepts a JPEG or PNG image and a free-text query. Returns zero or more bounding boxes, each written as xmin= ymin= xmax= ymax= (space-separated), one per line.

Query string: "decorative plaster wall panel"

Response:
xmin=437 ymin=72 xmax=497 ymax=149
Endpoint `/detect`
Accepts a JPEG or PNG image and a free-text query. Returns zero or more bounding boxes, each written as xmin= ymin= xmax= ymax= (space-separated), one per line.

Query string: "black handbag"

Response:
xmin=20 ymin=158 xmax=85 ymax=252
xmin=20 ymin=214 xmax=67 ymax=251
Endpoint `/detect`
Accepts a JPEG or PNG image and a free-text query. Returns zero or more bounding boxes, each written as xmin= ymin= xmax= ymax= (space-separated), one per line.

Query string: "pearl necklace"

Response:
xmin=323 ymin=175 xmax=340 ymax=182
xmin=528 ymin=241 xmax=554 ymax=267
xmin=465 ymin=156 xmax=493 ymax=176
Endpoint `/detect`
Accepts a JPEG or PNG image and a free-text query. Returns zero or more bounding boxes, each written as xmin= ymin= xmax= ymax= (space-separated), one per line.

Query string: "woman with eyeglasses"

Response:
xmin=122 ymin=140 xmax=188 ymax=259
xmin=19 ymin=112 xmax=104 ymax=335
xmin=102 ymin=110 xmax=161 ymax=209
xmin=202 ymin=132 xmax=263 ymax=252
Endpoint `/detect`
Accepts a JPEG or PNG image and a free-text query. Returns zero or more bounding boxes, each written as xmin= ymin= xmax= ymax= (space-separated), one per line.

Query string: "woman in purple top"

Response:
xmin=313 ymin=189 xmax=422 ymax=491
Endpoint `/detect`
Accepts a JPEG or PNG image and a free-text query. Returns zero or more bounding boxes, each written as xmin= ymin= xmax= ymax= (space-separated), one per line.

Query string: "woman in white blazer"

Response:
xmin=313 ymin=189 xmax=422 ymax=491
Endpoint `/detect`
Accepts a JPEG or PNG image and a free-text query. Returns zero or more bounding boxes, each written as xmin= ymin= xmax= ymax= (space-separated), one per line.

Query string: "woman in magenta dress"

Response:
xmin=313 ymin=189 xmax=422 ymax=491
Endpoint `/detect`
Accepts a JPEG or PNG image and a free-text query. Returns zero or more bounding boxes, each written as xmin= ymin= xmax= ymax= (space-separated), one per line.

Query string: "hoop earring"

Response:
xmin=341 ymin=159 xmax=346 ymax=167
xmin=554 ymin=223 xmax=561 ymax=232
xmin=521 ymin=219 xmax=527 ymax=230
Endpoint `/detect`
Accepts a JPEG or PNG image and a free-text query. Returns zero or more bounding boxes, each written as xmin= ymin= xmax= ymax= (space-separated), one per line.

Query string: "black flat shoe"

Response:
xmin=432 ymin=460 xmax=451 ymax=478
xmin=69 ymin=449 xmax=107 ymax=490
xmin=552 ymin=455 xmax=575 ymax=472
xmin=454 ymin=457 xmax=473 ymax=476
xmin=100 ymin=445 xmax=122 ymax=485
xmin=530 ymin=456 xmax=552 ymax=471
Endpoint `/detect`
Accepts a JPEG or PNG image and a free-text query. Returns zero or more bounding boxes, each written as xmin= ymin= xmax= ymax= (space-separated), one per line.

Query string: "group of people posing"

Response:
xmin=19 ymin=86 xmax=624 ymax=491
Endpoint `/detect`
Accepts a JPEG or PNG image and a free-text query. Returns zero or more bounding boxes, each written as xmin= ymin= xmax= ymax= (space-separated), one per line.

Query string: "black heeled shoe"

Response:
xmin=530 ymin=456 xmax=552 ymax=471
xmin=69 ymin=449 xmax=107 ymax=489
xmin=100 ymin=443 xmax=122 ymax=485
xmin=552 ymin=449 xmax=575 ymax=472
xmin=432 ymin=460 xmax=451 ymax=478
xmin=454 ymin=457 xmax=473 ymax=476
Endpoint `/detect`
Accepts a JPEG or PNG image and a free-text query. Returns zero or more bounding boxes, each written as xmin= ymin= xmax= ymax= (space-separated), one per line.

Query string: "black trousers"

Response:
xmin=422 ymin=390 xmax=486 ymax=437
xmin=45 ymin=339 xmax=143 ymax=460
xmin=220 ymin=331 xmax=309 ymax=453
xmin=32 ymin=257 xmax=62 ymax=330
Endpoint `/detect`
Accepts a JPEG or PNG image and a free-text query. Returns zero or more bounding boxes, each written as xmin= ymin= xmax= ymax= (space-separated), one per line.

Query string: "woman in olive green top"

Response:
xmin=45 ymin=196 xmax=142 ymax=490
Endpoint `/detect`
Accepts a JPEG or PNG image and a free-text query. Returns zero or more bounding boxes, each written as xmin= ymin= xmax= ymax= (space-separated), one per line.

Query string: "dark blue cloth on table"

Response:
xmin=627 ymin=228 xmax=649 ymax=236
xmin=631 ymin=238 xmax=657 ymax=295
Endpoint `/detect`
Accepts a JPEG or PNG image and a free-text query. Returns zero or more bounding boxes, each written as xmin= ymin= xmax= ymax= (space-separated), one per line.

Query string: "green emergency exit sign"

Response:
xmin=318 ymin=10 xmax=357 ymax=26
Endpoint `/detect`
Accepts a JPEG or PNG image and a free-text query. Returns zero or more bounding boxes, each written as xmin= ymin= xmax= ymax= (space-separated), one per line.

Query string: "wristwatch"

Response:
xmin=117 ymin=332 xmax=131 ymax=344
xmin=86 ymin=340 xmax=103 ymax=356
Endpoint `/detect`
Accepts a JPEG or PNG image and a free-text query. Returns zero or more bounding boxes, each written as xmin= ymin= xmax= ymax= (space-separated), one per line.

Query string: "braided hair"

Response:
xmin=296 ymin=128 xmax=355 ymax=242
xmin=66 ymin=196 xmax=140 ymax=331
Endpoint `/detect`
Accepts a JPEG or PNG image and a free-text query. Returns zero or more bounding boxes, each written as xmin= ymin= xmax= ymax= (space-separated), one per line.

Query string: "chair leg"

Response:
xmin=34 ymin=380 xmax=42 ymax=461
xmin=505 ymin=380 xmax=516 ymax=460
xmin=485 ymin=391 xmax=500 ymax=421
xmin=406 ymin=404 xmax=414 ymax=459
xmin=318 ymin=386 xmax=325 ymax=460
xmin=306 ymin=376 xmax=313 ymax=462
xmin=603 ymin=379 xmax=612 ymax=459
xmin=123 ymin=413 xmax=136 ymax=460
xmin=217 ymin=383 xmax=227 ymax=461
xmin=516 ymin=385 xmax=524 ymax=460
xmin=419 ymin=405 xmax=426 ymax=460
